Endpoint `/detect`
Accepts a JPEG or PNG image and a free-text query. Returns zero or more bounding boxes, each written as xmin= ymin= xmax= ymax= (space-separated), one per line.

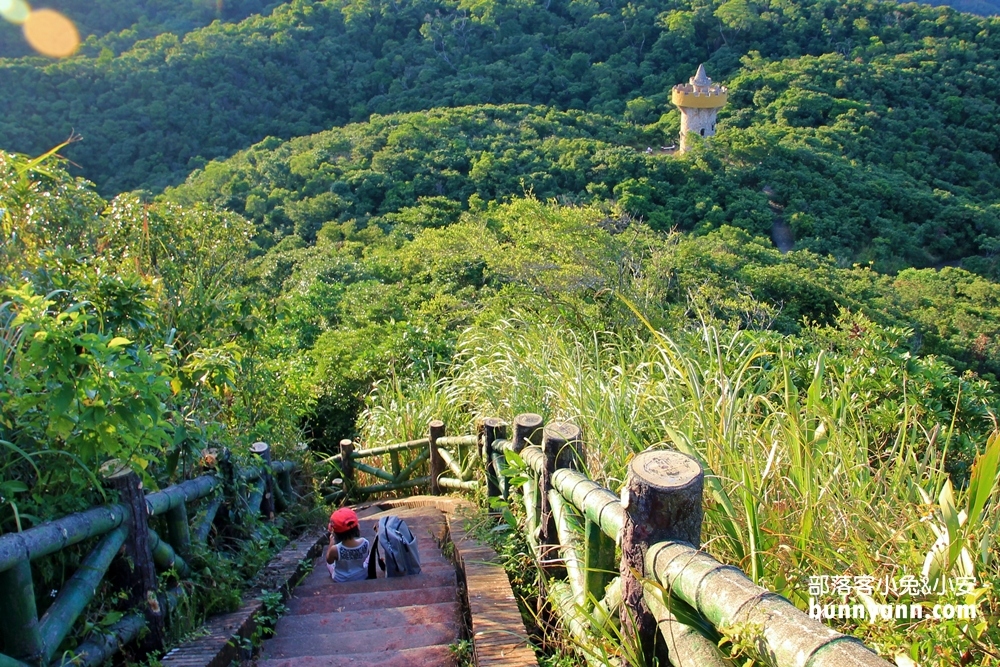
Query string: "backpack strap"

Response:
xmin=366 ymin=534 xmax=379 ymax=580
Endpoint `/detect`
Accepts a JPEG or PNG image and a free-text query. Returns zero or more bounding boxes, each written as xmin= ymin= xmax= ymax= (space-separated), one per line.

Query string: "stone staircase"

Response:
xmin=255 ymin=506 xmax=463 ymax=666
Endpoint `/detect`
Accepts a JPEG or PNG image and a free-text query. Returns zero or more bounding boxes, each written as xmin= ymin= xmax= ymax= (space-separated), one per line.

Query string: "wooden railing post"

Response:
xmin=428 ymin=420 xmax=445 ymax=495
xmin=513 ymin=413 xmax=544 ymax=553
xmin=104 ymin=465 xmax=166 ymax=656
xmin=251 ymin=442 xmax=275 ymax=520
xmin=539 ymin=422 xmax=580 ymax=571
xmin=512 ymin=413 xmax=543 ymax=452
xmin=483 ymin=418 xmax=507 ymax=501
xmin=620 ymin=450 xmax=703 ymax=664
xmin=0 ymin=560 xmax=44 ymax=661
xmin=339 ymin=439 xmax=355 ymax=497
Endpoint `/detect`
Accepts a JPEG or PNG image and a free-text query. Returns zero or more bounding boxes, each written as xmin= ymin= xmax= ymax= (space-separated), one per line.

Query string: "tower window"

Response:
xmin=700 ymin=128 xmax=705 ymax=136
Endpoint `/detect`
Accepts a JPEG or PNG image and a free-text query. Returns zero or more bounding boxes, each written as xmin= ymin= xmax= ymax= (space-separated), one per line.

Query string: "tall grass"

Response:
xmin=360 ymin=314 xmax=1000 ymax=664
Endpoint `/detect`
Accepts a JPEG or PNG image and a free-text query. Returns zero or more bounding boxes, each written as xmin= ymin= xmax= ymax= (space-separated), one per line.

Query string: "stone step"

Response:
xmin=262 ymin=621 xmax=459 ymax=658
xmin=285 ymin=585 xmax=457 ymax=615
xmin=256 ymin=644 xmax=456 ymax=667
xmin=292 ymin=569 xmax=456 ymax=597
xmin=272 ymin=601 xmax=460 ymax=637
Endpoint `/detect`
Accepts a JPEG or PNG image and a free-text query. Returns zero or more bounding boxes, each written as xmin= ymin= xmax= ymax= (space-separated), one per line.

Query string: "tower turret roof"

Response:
xmin=691 ymin=63 xmax=711 ymax=87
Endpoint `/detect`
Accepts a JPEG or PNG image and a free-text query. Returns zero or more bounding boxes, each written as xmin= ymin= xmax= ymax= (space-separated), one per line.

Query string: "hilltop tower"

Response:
xmin=672 ymin=64 xmax=727 ymax=153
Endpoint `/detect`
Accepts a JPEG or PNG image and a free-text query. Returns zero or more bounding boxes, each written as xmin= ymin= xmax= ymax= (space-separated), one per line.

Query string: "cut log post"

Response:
xmin=620 ymin=450 xmax=703 ymax=665
xmin=428 ymin=420 xmax=445 ymax=495
xmin=512 ymin=413 xmax=543 ymax=452
xmin=103 ymin=464 xmax=166 ymax=657
xmin=539 ymin=422 xmax=580 ymax=573
xmin=339 ymin=440 xmax=355 ymax=497
xmin=217 ymin=447 xmax=237 ymax=529
xmin=251 ymin=442 xmax=275 ymax=520
xmin=483 ymin=418 xmax=507 ymax=502
xmin=0 ymin=559 xmax=44 ymax=662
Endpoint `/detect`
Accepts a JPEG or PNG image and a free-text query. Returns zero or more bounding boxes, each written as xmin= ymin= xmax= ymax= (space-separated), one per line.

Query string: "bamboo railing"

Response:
xmin=337 ymin=415 xmax=893 ymax=667
xmin=0 ymin=443 xmax=297 ymax=667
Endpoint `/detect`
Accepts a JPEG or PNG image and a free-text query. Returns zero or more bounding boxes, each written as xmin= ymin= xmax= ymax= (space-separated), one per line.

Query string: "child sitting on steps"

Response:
xmin=325 ymin=507 xmax=371 ymax=582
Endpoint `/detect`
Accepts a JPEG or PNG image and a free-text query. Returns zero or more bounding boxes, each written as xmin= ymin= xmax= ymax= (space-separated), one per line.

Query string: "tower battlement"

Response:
xmin=672 ymin=64 xmax=727 ymax=152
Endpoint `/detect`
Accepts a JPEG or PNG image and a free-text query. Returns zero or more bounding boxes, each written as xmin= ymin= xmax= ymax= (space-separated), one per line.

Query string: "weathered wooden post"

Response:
xmin=620 ymin=450 xmax=703 ymax=664
xmin=483 ymin=418 xmax=507 ymax=502
xmin=512 ymin=413 xmax=544 ymax=452
xmin=103 ymin=464 xmax=166 ymax=656
xmin=339 ymin=439 xmax=355 ymax=497
xmin=428 ymin=420 xmax=445 ymax=495
xmin=539 ymin=422 xmax=581 ymax=570
xmin=250 ymin=442 xmax=275 ymax=521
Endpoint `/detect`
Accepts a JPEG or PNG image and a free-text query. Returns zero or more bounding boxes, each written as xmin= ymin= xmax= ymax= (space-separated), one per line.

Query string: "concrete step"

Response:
xmin=256 ymin=644 xmax=456 ymax=667
xmin=272 ymin=601 xmax=460 ymax=637
xmin=285 ymin=585 xmax=457 ymax=615
xmin=291 ymin=569 xmax=456 ymax=597
xmin=262 ymin=621 xmax=459 ymax=658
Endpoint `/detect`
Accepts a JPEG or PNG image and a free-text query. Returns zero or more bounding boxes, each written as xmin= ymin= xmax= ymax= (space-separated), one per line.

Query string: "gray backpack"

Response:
xmin=367 ymin=515 xmax=421 ymax=578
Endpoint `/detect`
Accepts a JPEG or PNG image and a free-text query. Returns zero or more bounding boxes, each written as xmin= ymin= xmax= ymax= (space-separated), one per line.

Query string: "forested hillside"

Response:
xmin=1 ymin=0 xmax=997 ymax=198
xmin=0 ymin=0 xmax=275 ymax=58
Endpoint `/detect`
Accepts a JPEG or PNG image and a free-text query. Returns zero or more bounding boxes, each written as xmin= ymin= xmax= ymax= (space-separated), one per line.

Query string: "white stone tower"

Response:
xmin=671 ymin=64 xmax=728 ymax=153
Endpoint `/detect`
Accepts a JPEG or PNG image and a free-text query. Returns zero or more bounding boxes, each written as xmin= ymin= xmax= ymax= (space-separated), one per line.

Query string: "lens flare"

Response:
xmin=23 ymin=8 xmax=79 ymax=58
xmin=1 ymin=0 xmax=30 ymax=24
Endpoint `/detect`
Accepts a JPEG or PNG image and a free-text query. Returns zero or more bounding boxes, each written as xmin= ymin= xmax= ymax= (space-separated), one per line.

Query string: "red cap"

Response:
xmin=330 ymin=507 xmax=359 ymax=533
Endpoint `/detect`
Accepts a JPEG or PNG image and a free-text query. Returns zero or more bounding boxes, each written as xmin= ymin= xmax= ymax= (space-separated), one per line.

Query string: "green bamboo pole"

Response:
xmin=145 ymin=474 xmax=220 ymax=517
xmin=437 ymin=448 xmax=465 ymax=479
xmin=389 ymin=451 xmax=402 ymax=478
xmin=275 ymin=464 xmax=294 ymax=500
xmin=38 ymin=525 xmax=128 ymax=663
xmin=393 ymin=448 xmax=430 ymax=483
xmin=521 ymin=475 xmax=540 ymax=555
xmin=0 ymin=653 xmax=31 ymax=667
xmin=191 ymin=497 xmax=223 ymax=544
xmin=351 ymin=439 xmax=429 ymax=458
xmin=353 ymin=461 xmax=396 ymax=482
xmin=51 ymin=611 xmax=145 ymax=667
xmin=547 ymin=580 xmax=618 ymax=667
xmin=549 ymin=490 xmax=586 ymax=603
xmin=0 ymin=504 xmax=126 ymax=573
xmin=492 ymin=450 xmax=509 ymax=499
xmin=250 ymin=442 xmax=275 ymax=521
xmin=641 ymin=581 xmax=734 ymax=667
xmin=584 ymin=516 xmax=616 ymax=606
xmin=273 ymin=482 xmax=288 ymax=512
xmin=0 ymin=560 xmax=43 ymax=661
xmin=438 ymin=477 xmax=479 ymax=491
xmin=522 ymin=446 xmax=623 ymax=542
xmin=247 ymin=479 xmax=265 ymax=514
xmin=435 ymin=435 xmax=478 ymax=447
xmin=593 ymin=576 xmax=621 ymax=629
xmin=356 ymin=476 xmax=431 ymax=495
xmin=459 ymin=447 xmax=479 ymax=481
xmin=165 ymin=502 xmax=191 ymax=557
xmin=645 ymin=542 xmax=893 ymax=667
xmin=147 ymin=528 xmax=192 ymax=577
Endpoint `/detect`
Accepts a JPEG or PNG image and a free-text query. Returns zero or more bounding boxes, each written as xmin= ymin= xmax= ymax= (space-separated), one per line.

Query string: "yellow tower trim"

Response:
xmin=671 ymin=89 xmax=728 ymax=108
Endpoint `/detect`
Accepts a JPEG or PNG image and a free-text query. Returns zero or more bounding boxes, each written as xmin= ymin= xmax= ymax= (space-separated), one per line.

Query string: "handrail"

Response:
xmin=0 ymin=448 xmax=299 ymax=667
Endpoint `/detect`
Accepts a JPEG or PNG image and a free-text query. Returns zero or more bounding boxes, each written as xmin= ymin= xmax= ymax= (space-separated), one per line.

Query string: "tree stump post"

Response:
xmin=104 ymin=464 xmax=166 ymax=657
xmin=483 ymin=417 xmax=507 ymax=501
xmin=428 ymin=420 xmax=445 ymax=495
xmin=539 ymin=422 xmax=581 ymax=572
xmin=620 ymin=450 xmax=704 ymax=665
xmin=339 ymin=439 xmax=355 ymax=497
xmin=512 ymin=413 xmax=543 ymax=453
xmin=251 ymin=442 xmax=275 ymax=520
